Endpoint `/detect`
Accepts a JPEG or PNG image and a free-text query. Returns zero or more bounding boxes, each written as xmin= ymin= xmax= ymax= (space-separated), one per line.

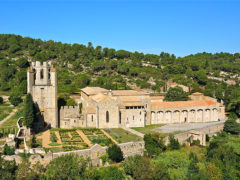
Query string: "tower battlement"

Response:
xmin=27 ymin=61 xmax=58 ymax=128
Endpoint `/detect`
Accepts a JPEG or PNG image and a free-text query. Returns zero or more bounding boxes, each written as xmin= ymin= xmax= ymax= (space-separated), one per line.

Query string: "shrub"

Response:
xmin=8 ymin=94 xmax=22 ymax=106
xmin=107 ymin=144 xmax=123 ymax=163
xmin=123 ymin=155 xmax=152 ymax=180
xmin=223 ymin=119 xmax=240 ymax=135
xmin=50 ymin=132 xmax=58 ymax=143
xmin=99 ymin=166 xmax=125 ymax=180
xmin=191 ymin=139 xmax=200 ymax=146
xmin=168 ymin=135 xmax=180 ymax=150
xmin=3 ymin=144 xmax=15 ymax=155
xmin=144 ymin=133 xmax=166 ymax=157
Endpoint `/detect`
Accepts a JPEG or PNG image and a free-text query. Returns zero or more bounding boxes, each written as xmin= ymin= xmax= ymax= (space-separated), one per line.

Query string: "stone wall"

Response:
xmin=51 ymin=141 xmax=144 ymax=166
xmin=27 ymin=61 xmax=58 ymax=128
xmin=165 ymin=122 xmax=224 ymax=146
xmin=59 ymin=106 xmax=85 ymax=128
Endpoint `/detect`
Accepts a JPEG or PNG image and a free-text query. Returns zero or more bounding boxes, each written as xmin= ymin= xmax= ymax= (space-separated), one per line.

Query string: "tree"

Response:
xmin=99 ymin=166 xmax=125 ymax=180
xmin=223 ymin=118 xmax=240 ymax=134
xmin=168 ymin=135 xmax=180 ymax=150
xmin=8 ymin=94 xmax=22 ymax=106
xmin=45 ymin=154 xmax=89 ymax=179
xmin=107 ymin=144 xmax=124 ymax=163
xmin=227 ymin=98 xmax=240 ymax=116
xmin=3 ymin=144 xmax=15 ymax=155
xmin=144 ymin=133 xmax=166 ymax=158
xmin=164 ymin=87 xmax=189 ymax=101
xmin=23 ymin=93 xmax=34 ymax=128
xmin=122 ymin=155 xmax=152 ymax=180
xmin=187 ymin=152 xmax=199 ymax=180
xmin=0 ymin=156 xmax=17 ymax=180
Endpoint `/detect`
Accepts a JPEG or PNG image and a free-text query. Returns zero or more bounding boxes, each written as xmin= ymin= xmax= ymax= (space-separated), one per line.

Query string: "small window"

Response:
xmin=48 ymin=69 xmax=51 ymax=79
xmin=40 ymin=69 xmax=44 ymax=79
xmin=65 ymin=122 xmax=66 ymax=125
xmin=91 ymin=115 xmax=93 ymax=122
xmin=119 ymin=111 xmax=121 ymax=124
xmin=74 ymin=120 xmax=76 ymax=123
xmin=140 ymin=112 xmax=141 ymax=115
xmin=133 ymin=116 xmax=134 ymax=120
xmin=106 ymin=111 xmax=109 ymax=123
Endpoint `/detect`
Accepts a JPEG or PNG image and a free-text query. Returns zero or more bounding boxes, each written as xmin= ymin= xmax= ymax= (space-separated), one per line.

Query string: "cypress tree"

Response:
xmin=24 ymin=93 xmax=34 ymax=128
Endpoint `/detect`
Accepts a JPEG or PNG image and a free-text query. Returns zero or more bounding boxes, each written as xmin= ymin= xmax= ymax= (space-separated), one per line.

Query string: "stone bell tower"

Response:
xmin=27 ymin=61 xmax=58 ymax=128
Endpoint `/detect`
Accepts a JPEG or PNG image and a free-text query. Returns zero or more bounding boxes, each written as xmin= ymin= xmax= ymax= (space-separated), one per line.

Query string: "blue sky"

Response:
xmin=0 ymin=0 xmax=239 ymax=57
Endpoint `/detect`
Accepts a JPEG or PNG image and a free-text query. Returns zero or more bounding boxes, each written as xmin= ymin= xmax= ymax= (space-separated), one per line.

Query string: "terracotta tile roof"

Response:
xmin=171 ymin=82 xmax=178 ymax=85
xmin=150 ymin=96 xmax=164 ymax=100
xmin=81 ymin=87 xmax=107 ymax=96
xmin=151 ymin=100 xmax=216 ymax=108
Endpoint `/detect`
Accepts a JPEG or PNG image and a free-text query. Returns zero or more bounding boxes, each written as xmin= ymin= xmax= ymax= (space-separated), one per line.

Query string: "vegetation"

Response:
xmin=131 ymin=124 xmax=165 ymax=134
xmin=164 ymin=87 xmax=189 ymax=101
xmin=105 ymin=128 xmax=142 ymax=143
xmin=23 ymin=93 xmax=35 ymax=128
xmin=0 ymin=34 xmax=239 ymax=116
xmin=168 ymin=135 xmax=180 ymax=150
xmin=3 ymin=144 xmax=15 ymax=155
xmin=8 ymin=94 xmax=22 ymax=106
xmin=0 ymin=132 xmax=239 ymax=179
xmin=107 ymin=144 xmax=124 ymax=163
xmin=144 ymin=133 xmax=166 ymax=157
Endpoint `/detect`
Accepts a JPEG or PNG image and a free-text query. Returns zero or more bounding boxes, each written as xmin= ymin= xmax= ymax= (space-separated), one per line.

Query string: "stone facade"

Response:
xmin=27 ymin=61 xmax=58 ymax=128
xmin=28 ymin=61 xmax=226 ymax=129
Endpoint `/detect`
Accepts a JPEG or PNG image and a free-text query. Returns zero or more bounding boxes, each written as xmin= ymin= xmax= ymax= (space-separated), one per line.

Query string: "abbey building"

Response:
xmin=27 ymin=61 xmax=226 ymax=129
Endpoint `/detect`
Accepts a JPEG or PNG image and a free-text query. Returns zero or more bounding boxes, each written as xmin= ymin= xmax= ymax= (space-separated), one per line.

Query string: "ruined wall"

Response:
xmin=59 ymin=106 xmax=85 ymax=128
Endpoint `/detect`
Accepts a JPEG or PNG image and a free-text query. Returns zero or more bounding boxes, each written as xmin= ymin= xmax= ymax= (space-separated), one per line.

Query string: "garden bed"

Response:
xmin=105 ymin=128 xmax=142 ymax=143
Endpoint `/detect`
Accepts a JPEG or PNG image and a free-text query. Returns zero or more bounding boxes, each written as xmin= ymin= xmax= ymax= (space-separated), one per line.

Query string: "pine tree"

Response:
xmin=24 ymin=93 xmax=34 ymax=128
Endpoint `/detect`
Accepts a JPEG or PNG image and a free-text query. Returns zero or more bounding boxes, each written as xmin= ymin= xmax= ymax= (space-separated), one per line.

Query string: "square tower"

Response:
xmin=27 ymin=61 xmax=58 ymax=128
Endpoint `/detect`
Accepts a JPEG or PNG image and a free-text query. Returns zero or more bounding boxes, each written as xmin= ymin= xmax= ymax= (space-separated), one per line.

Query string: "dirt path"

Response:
xmin=101 ymin=129 xmax=119 ymax=144
xmin=38 ymin=130 xmax=51 ymax=148
xmin=76 ymin=130 xmax=92 ymax=147
xmin=0 ymin=108 xmax=17 ymax=127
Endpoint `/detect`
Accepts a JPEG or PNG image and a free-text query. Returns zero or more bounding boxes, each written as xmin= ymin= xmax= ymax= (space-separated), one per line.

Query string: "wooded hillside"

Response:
xmin=0 ymin=34 xmax=239 ymax=114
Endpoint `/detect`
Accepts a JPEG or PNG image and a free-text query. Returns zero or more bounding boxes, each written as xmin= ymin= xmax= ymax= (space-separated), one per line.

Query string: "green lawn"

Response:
xmin=0 ymin=104 xmax=13 ymax=121
xmin=1 ymin=104 xmax=24 ymax=128
xmin=131 ymin=124 xmax=165 ymax=134
xmin=106 ymin=128 xmax=142 ymax=143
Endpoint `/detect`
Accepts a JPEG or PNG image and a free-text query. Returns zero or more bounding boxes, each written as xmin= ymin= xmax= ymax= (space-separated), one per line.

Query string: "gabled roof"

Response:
xmin=151 ymin=100 xmax=216 ymax=108
xmin=81 ymin=87 xmax=107 ymax=96
xmin=91 ymin=93 xmax=107 ymax=102
xmin=150 ymin=96 xmax=164 ymax=100
xmin=110 ymin=90 xmax=148 ymax=96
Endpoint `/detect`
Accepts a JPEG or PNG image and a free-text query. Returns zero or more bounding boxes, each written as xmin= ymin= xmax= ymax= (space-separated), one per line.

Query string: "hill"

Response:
xmin=0 ymin=34 xmax=239 ymax=113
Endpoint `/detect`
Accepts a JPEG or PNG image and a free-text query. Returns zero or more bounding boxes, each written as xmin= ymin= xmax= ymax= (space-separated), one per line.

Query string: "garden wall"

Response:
xmin=52 ymin=141 xmax=145 ymax=166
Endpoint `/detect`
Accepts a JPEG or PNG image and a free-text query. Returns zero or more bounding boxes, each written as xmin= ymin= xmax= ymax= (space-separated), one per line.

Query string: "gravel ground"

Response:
xmin=155 ymin=121 xmax=225 ymax=133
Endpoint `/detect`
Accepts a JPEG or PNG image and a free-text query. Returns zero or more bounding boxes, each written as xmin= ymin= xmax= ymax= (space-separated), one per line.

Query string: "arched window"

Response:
xmin=106 ymin=111 xmax=109 ymax=123
xmin=119 ymin=111 xmax=121 ymax=124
